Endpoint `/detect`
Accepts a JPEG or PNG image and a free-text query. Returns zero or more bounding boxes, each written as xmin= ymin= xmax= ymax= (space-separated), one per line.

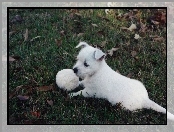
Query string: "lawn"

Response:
xmin=8 ymin=8 xmax=166 ymax=124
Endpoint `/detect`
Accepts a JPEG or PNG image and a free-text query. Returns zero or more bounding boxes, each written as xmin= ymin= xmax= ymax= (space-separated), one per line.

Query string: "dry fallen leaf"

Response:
xmin=123 ymin=11 xmax=134 ymax=19
xmin=77 ymin=33 xmax=84 ymax=37
xmin=31 ymin=111 xmax=41 ymax=118
xmin=108 ymin=48 xmax=119 ymax=56
xmin=101 ymin=41 xmax=107 ymax=47
xmin=149 ymin=35 xmax=159 ymax=38
xmin=151 ymin=20 xmax=160 ymax=25
xmin=9 ymin=56 xmax=16 ymax=62
xmin=11 ymin=15 xmax=23 ymax=23
xmin=9 ymin=56 xmax=21 ymax=62
xmin=55 ymin=39 xmax=62 ymax=47
xmin=75 ymin=13 xmax=82 ymax=16
xmin=60 ymin=30 xmax=65 ymax=36
xmin=92 ymin=23 xmax=98 ymax=27
xmin=153 ymin=37 xmax=164 ymax=42
xmin=134 ymin=34 xmax=141 ymax=39
xmin=47 ymin=100 xmax=53 ymax=106
xmin=127 ymin=72 xmax=133 ymax=78
xmin=131 ymin=51 xmax=137 ymax=57
xmin=128 ymin=23 xmax=137 ymax=31
xmin=9 ymin=31 xmax=16 ymax=36
xmin=24 ymin=28 xmax=29 ymax=41
xmin=105 ymin=9 xmax=110 ymax=14
xmin=30 ymin=36 xmax=41 ymax=42
xmin=139 ymin=19 xmax=147 ymax=33
xmin=97 ymin=31 xmax=105 ymax=37
xmin=161 ymin=12 xmax=166 ymax=24
xmin=37 ymin=85 xmax=55 ymax=92
xmin=9 ymin=85 xmax=23 ymax=99
xmin=17 ymin=95 xmax=29 ymax=101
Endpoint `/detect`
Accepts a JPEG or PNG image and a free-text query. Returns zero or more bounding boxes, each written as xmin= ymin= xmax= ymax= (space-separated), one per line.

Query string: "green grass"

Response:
xmin=8 ymin=8 xmax=166 ymax=124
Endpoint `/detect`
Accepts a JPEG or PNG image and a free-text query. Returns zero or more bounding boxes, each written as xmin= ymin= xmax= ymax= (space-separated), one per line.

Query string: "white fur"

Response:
xmin=56 ymin=69 xmax=79 ymax=91
xmin=71 ymin=42 xmax=174 ymax=121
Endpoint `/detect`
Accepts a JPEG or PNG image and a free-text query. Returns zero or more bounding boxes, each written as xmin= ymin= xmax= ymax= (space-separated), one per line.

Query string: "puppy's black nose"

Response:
xmin=73 ymin=67 xmax=78 ymax=73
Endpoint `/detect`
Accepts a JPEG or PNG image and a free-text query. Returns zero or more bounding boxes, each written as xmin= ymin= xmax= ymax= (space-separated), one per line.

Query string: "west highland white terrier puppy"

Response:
xmin=70 ymin=41 xmax=174 ymax=121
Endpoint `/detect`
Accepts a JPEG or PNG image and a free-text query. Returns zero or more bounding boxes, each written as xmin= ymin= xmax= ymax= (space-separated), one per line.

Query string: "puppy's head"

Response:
xmin=73 ymin=42 xmax=105 ymax=79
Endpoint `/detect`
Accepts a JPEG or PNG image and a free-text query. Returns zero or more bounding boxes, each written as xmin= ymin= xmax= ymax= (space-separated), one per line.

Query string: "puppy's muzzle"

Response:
xmin=73 ymin=67 xmax=78 ymax=74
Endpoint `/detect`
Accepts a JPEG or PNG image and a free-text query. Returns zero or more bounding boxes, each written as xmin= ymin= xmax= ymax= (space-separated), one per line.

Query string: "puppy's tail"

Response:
xmin=144 ymin=99 xmax=174 ymax=121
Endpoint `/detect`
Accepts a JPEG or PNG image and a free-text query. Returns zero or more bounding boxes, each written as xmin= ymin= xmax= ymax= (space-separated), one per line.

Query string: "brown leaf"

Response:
xmin=17 ymin=95 xmax=29 ymax=100
xmin=92 ymin=23 xmax=98 ymax=27
xmin=131 ymin=51 xmax=137 ymax=57
xmin=9 ymin=56 xmax=16 ymax=62
xmin=139 ymin=19 xmax=147 ymax=33
xmin=37 ymin=85 xmax=55 ymax=92
xmin=77 ymin=33 xmax=84 ymax=37
xmin=135 ymin=56 xmax=139 ymax=60
xmin=161 ymin=12 xmax=166 ymax=23
xmin=126 ymin=40 xmax=130 ymax=46
xmin=24 ymin=28 xmax=29 ymax=41
xmin=55 ymin=39 xmax=62 ymax=47
xmin=101 ymin=41 xmax=107 ymax=47
xmin=123 ymin=11 xmax=134 ymax=19
xmin=14 ymin=15 xmax=23 ymax=22
xmin=108 ymin=48 xmax=119 ymax=56
xmin=31 ymin=111 xmax=41 ymax=118
xmin=135 ymin=11 xmax=142 ymax=19
xmin=60 ymin=30 xmax=65 ymax=36
xmin=97 ymin=14 xmax=110 ymax=21
xmin=163 ymin=50 xmax=166 ymax=55
xmin=9 ymin=85 xmax=23 ymax=99
xmin=12 ymin=55 xmax=21 ymax=60
xmin=75 ymin=13 xmax=82 ymax=16
xmin=153 ymin=37 xmax=164 ymax=42
xmin=68 ymin=13 xmax=74 ymax=19
xmin=97 ymin=31 xmax=105 ymax=36
xmin=127 ymin=72 xmax=133 ymax=78
xmin=11 ymin=15 xmax=23 ymax=23
xmin=47 ymin=100 xmax=53 ymax=106
xmin=9 ymin=31 xmax=16 ymax=36
xmin=149 ymin=35 xmax=159 ymax=38
xmin=9 ymin=56 xmax=21 ymax=62
xmin=151 ymin=20 xmax=160 ymax=25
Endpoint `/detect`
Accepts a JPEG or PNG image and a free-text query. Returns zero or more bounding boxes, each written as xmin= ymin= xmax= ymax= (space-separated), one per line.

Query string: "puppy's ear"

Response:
xmin=94 ymin=49 xmax=105 ymax=61
xmin=76 ymin=41 xmax=89 ymax=48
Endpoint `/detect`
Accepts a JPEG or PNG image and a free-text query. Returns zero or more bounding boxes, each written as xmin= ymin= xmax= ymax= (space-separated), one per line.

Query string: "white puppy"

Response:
xmin=71 ymin=41 xmax=174 ymax=121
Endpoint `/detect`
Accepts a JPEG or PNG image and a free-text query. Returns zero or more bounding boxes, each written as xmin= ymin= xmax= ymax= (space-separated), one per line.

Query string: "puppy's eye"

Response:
xmin=84 ymin=61 xmax=89 ymax=67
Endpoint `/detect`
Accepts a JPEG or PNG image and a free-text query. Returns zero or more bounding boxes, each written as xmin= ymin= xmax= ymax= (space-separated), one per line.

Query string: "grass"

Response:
xmin=8 ymin=8 xmax=166 ymax=124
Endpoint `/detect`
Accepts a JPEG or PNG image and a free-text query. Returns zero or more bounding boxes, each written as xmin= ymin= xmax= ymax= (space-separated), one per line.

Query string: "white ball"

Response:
xmin=56 ymin=69 xmax=79 ymax=91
